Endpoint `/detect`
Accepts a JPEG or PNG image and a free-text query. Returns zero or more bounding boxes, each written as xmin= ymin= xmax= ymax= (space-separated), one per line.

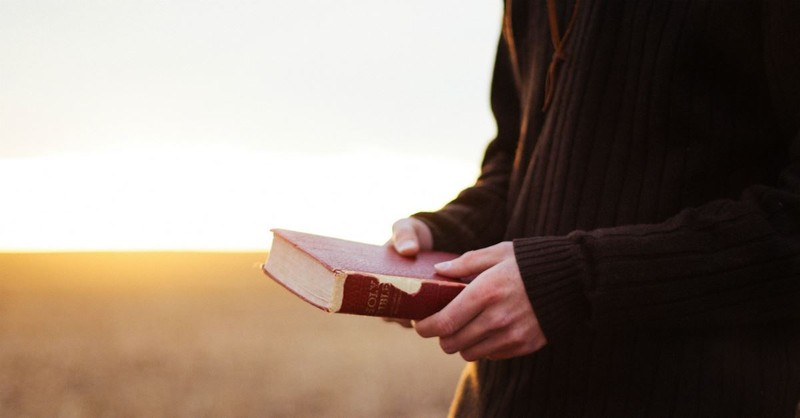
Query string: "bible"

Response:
xmin=263 ymin=229 xmax=465 ymax=319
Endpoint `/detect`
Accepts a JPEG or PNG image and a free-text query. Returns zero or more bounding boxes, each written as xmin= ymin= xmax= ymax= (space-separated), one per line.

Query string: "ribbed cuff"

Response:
xmin=513 ymin=236 xmax=590 ymax=341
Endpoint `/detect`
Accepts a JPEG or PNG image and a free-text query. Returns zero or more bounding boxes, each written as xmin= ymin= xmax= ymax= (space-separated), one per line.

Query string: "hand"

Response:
xmin=382 ymin=317 xmax=413 ymax=328
xmin=414 ymin=242 xmax=547 ymax=361
xmin=390 ymin=217 xmax=433 ymax=256
xmin=381 ymin=218 xmax=434 ymax=327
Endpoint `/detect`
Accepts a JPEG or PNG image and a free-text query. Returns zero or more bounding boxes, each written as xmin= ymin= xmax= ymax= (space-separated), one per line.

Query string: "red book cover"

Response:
xmin=263 ymin=229 xmax=465 ymax=319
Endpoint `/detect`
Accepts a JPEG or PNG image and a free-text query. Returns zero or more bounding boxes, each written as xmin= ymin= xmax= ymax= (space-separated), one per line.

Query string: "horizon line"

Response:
xmin=0 ymin=248 xmax=268 ymax=254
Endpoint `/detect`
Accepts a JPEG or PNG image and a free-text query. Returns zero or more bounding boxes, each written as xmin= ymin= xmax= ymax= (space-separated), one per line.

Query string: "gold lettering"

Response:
xmin=377 ymin=283 xmax=392 ymax=314
xmin=365 ymin=280 xmax=381 ymax=314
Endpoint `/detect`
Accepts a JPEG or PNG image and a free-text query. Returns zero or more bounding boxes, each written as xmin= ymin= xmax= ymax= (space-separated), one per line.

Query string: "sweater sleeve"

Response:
xmin=517 ymin=177 xmax=800 ymax=337
xmin=413 ymin=30 xmax=521 ymax=254
xmin=517 ymin=0 xmax=800 ymax=338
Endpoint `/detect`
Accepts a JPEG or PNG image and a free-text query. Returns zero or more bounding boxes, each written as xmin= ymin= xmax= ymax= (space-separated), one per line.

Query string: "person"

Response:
xmin=388 ymin=0 xmax=800 ymax=416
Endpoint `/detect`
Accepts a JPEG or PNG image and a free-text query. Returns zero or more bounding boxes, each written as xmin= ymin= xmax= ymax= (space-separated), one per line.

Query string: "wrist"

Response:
xmin=513 ymin=236 xmax=590 ymax=341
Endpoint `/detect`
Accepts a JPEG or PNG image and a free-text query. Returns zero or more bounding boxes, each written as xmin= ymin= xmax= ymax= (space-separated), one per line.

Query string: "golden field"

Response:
xmin=0 ymin=252 xmax=465 ymax=417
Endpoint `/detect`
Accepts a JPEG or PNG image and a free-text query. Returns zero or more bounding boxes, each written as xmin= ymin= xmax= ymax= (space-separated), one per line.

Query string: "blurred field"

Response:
xmin=0 ymin=252 xmax=465 ymax=417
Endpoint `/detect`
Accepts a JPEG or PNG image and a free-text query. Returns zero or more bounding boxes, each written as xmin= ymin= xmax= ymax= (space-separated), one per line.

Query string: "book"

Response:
xmin=263 ymin=229 xmax=466 ymax=319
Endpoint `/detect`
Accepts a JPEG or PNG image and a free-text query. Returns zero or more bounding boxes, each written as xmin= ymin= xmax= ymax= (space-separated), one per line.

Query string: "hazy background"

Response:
xmin=1 ymin=1 xmax=502 ymax=416
xmin=1 ymin=0 xmax=502 ymax=250
xmin=0 ymin=252 xmax=467 ymax=417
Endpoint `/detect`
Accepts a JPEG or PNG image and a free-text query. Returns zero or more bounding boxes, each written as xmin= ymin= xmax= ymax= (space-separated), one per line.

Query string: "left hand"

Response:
xmin=381 ymin=218 xmax=434 ymax=329
xmin=414 ymin=242 xmax=548 ymax=361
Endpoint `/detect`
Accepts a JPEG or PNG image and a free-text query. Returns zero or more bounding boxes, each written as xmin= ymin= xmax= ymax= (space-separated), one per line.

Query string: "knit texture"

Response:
xmin=414 ymin=0 xmax=800 ymax=416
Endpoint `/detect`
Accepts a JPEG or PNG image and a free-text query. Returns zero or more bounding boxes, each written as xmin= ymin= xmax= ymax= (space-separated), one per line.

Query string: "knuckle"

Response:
xmin=460 ymin=350 xmax=479 ymax=362
xmin=438 ymin=315 xmax=458 ymax=336
xmin=414 ymin=321 xmax=434 ymax=338
xmin=482 ymin=286 xmax=509 ymax=305
xmin=521 ymin=340 xmax=540 ymax=355
xmin=439 ymin=337 xmax=455 ymax=354
xmin=460 ymin=250 xmax=479 ymax=263
xmin=486 ymin=310 xmax=511 ymax=330
xmin=508 ymin=326 xmax=527 ymax=346
xmin=414 ymin=326 xmax=427 ymax=338
xmin=513 ymin=330 xmax=545 ymax=355
xmin=410 ymin=218 xmax=425 ymax=233
xmin=420 ymin=313 xmax=458 ymax=337
xmin=392 ymin=218 xmax=408 ymax=228
xmin=392 ymin=219 xmax=411 ymax=234
xmin=479 ymin=287 xmax=498 ymax=304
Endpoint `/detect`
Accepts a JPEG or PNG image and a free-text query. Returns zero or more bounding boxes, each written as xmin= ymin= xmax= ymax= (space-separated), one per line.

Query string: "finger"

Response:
xmin=436 ymin=263 xmax=516 ymax=353
xmin=414 ymin=275 xmax=487 ymax=338
xmin=456 ymin=332 xmax=506 ymax=361
xmin=483 ymin=335 xmax=548 ymax=361
xmin=458 ymin=332 xmax=522 ymax=362
xmin=453 ymin=310 xmax=546 ymax=361
xmin=392 ymin=218 xmax=434 ymax=256
xmin=438 ymin=300 xmax=513 ymax=354
xmin=439 ymin=258 xmax=545 ymax=359
xmin=460 ymin=328 xmax=547 ymax=361
xmin=435 ymin=242 xmax=511 ymax=279
xmin=382 ymin=317 xmax=413 ymax=328
xmin=391 ymin=219 xmax=421 ymax=256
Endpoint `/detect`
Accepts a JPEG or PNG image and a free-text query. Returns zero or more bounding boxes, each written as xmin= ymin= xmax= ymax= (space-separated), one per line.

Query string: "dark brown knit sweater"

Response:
xmin=414 ymin=0 xmax=800 ymax=416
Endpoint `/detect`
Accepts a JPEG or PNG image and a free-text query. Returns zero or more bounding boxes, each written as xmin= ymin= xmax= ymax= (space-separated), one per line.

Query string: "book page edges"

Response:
xmin=265 ymin=234 xmax=344 ymax=313
xmin=262 ymin=264 xmax=345 ymax=314
xmin=330 ymin=271 xmax=346 ymax=313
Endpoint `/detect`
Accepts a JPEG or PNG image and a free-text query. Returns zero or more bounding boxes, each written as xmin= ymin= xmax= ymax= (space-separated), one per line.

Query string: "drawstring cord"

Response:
xmin=542 ymin=0 xmax=581 ymax=111
xmin=502 ymin=0 xmax=581 ymax=111
xmin=503 ymin=0 xmax=523 ymax=91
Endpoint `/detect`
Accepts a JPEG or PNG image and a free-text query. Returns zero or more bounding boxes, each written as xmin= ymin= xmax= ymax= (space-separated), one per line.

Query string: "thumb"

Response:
xmin=392 ymin=218 xmax=421 ymax=256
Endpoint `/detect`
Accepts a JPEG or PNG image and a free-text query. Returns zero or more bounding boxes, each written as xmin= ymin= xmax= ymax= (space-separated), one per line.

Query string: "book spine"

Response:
xmin=337 ymin=274 xmax=464 ymax=319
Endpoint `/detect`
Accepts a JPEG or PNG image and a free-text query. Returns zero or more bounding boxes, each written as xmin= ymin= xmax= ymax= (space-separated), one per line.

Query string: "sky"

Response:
xmin=0 ymin=0 xmax=503 ymax=251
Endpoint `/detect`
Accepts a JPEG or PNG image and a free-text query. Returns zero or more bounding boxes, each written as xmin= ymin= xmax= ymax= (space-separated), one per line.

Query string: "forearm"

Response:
xmin=413 ymin=150 xmax=512 ymax=253
xmin=413 ymin=33 xmax=521 ymax=254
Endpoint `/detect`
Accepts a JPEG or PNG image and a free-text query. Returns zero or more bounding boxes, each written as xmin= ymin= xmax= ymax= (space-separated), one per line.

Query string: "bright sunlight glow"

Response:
xmin=0 ymin=146 xmax=478 ymax=251
xmin=0 ymin=1 xmax=502 ymax=251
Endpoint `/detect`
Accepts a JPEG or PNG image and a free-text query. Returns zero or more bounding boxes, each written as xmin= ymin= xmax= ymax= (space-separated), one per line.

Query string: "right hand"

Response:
xmin=390 ymin=217 xmax=434 ymax=257
xmin=383 ymin=217 xmax=434 ymax=328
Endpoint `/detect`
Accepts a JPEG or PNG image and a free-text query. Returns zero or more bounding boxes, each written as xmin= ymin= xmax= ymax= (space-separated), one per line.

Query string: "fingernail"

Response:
xmin=434 ymin=261 xmax=451 ymax=270
xmin=397 ymin=241 xmax=415 ymax=253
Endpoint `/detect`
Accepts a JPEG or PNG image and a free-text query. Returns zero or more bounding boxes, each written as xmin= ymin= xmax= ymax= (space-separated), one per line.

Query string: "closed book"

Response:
xmin=263 ymin=229 xmax=465 ymax=319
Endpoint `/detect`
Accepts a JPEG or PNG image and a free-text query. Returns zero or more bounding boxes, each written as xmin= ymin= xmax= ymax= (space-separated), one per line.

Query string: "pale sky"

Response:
xmin=0 ymin=1 xmax=503 ymax=251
